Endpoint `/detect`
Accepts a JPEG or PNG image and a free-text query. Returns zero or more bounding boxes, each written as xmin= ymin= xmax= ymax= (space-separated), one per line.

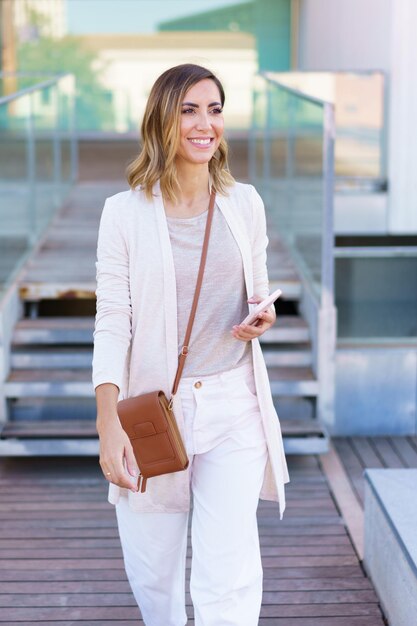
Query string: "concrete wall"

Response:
xmin=297 ymin=0 xmax=391 ymax=71
xmin=334 ymin=343 xmax=417 ymax=435
xmin=297 ymin=0 xmax=417 ymax=234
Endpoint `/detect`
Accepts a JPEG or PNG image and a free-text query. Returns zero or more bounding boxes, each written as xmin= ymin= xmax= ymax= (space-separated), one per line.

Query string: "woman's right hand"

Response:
xmin=97 ymin=417 xmax=140 ymax=493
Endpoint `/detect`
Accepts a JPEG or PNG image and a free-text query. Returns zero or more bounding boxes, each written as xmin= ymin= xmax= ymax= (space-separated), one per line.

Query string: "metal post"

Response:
xmin=317 ymin=102 xmax=337 ymax=431
xmin=321 ymin=103 xmax=335 ymax=311
xmin=68 ymin=75 xmax=78 ymax=183
xmin=248 ymin=87 xmax=257 ymax=184
xmin=264 ymin=81 xmax=272 ymax=204
xmin=26 ymin=92 xmax=36 ymax=244
xmin=53 ymin=84 xmax=62 ymax=208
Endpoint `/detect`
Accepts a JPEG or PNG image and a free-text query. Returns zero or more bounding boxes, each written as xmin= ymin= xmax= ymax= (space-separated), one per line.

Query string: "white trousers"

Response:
xmin=115 ymin=361 xmax=268 ymax=626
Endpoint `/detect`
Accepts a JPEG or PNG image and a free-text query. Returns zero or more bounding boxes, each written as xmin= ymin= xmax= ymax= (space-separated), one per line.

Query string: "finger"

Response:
xmin=257 ymin=311 xmax=274 ymax=324
xmin=101 ymin=456 xmax=137 ymax=492
xmin=115 ymin=456 xmax=139 ymax=491
xmin=124 ymin=443 xmax=140 ymax=479
xmin=232 ymin=321 xmax=269 ymax=340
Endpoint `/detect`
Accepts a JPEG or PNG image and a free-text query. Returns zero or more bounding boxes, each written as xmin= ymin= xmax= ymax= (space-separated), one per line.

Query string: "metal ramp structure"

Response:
xmin=0 ymin=181 xmax=330 ymax=456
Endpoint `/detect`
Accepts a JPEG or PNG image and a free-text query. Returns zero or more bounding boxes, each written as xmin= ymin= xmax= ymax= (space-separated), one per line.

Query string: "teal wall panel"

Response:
xmin=255 ymin=0 xmax=291 ymax=71
xmin=159 ymin=2 xmax=254 ymax=33
xmin=158 ymin=0 xmax=291 ymax=72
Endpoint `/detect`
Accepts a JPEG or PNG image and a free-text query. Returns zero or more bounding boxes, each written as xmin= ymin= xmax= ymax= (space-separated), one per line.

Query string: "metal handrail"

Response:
xmin=0 ymin=72 xmax=70 ymax=105
xmin=263 ymin=71 xmax=333 ymax=107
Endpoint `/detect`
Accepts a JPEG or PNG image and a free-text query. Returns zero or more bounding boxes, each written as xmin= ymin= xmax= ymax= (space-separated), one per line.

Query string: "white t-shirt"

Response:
xmin=166 ymin=204 xmax=252 ymax=377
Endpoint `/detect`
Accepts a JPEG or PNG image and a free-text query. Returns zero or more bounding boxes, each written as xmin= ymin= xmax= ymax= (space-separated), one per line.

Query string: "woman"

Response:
xmin=93 ymin=63 xmax=289 ymax=626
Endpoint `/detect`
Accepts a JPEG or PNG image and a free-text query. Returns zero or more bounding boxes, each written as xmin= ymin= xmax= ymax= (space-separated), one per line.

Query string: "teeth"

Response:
xmin=190 ymin=138 xmax=211 ymax=145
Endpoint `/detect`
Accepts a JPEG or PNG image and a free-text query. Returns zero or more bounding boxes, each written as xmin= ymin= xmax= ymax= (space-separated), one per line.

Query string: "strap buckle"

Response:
xmin=180 ymin=345 xmax=189 ymax=356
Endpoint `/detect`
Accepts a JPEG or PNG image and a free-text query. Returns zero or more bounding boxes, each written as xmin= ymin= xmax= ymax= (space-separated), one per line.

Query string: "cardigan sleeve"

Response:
xmin=250 ymin=185 xmax=271 ymax=303
xmin=92 ymin=197 xmax=132 ymax=392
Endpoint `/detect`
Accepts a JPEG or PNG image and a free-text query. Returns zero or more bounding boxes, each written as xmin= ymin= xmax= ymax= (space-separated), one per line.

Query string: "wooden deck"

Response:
xmin=0 ymin=455 xmax=386 ymax=625
xmin=333 ymin=436 xmax=417 ymax=507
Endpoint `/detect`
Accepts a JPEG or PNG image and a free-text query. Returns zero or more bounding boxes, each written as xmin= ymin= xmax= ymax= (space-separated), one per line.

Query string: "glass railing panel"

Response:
xmin=269 ymin=71 xmax=385 ymax=187
xmin=0 ymin=91 xmax=32 ymax=289
xmin=252 ymin=75 xmax=331 ymax=303
xmin=0 ymin=74 xmax=76 ymax=296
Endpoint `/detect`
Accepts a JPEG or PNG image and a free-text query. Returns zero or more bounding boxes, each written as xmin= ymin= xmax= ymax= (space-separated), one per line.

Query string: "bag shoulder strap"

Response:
xmin=170 ymin=189 xmax=216 ymax=397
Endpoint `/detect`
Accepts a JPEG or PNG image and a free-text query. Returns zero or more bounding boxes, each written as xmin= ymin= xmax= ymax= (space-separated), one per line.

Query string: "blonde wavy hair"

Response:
xmin=126 ymin=64 xmax=235 ymax=202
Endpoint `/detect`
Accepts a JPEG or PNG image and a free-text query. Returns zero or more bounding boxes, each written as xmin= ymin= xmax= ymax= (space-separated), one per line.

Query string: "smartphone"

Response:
xmin=240 ymin=288 xmax=282 ymax=326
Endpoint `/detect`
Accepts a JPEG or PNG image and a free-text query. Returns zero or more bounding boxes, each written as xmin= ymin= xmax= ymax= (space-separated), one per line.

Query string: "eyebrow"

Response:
xmin=181 ymin=101 xmax=222 ymax=108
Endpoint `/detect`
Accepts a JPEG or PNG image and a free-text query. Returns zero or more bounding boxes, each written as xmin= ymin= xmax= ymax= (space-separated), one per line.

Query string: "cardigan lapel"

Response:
xmin=216 ymin=192 xmax=254 ymax=300
xmin=152 ymin=182 xmax=179 ymax=391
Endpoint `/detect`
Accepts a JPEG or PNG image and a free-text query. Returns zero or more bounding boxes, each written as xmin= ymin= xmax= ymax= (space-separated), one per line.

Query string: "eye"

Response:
xmin=211 ymin=107 xmax=223 ymax=114
xmin=181 ymin=107 xmax=195 ymax=114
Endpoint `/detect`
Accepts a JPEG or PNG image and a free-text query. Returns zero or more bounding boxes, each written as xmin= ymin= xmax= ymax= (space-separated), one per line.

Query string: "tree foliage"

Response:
xmin=17 ymin=19 xmax=113 ymax=130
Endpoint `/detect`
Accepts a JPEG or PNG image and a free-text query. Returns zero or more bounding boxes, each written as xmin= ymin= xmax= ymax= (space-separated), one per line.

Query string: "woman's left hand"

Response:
xmin=231 ymin=294 xmax=276 ymax=342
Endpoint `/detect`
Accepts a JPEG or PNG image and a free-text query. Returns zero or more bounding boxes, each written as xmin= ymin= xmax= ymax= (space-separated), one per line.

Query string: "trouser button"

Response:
xmin=194 ymin=381 xmax=202 ymax=389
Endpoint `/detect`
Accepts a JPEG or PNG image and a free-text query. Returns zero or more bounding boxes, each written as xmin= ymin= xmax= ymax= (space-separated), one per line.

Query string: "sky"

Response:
xmin=66 ymin=0 xmax=242 ymax=34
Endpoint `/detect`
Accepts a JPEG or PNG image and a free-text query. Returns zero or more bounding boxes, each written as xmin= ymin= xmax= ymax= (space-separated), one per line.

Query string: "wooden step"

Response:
xmin=269 ymin=279 xmax=302 ymax=300
xmin=11 ymin=347 xmax=93 ymax=369
xmin=5 ymin=367 xmax=318 ymax=399
xmin=0 ymin=417 xmax=328 ymax=455
xmin=280 ymin=418 xmax=325 ymax=437
xmin=1 ymin=419 xmax=97 ymax=438
xmin=0 ymin=437 xmax=99 ymax=456
xmin=261 ymin=316 xmax=310 ymax=343
xmin=13 ymin=315 xmax=310 ymax=345
xmin=268 ymin=366 xmax=319 ymax=396
xmin=11 ymin=346 xmax=312 ymax=369
xmin=19 ymin=282 xmax=96 ymax=302
xmin=281 ymin=418 xmax=329 ymax=454
xmin=12 ymin=317 xmax=94 ymax=345
xmin=263 ymin=345 xmax=312 ymax=367
xmin=5 ymin=369 xmax=93 ymax=398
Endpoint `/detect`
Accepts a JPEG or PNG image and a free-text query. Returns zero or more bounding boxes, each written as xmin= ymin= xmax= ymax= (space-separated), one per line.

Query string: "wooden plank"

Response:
xmin=0 ymin=577 xmax=373 ymax=594
xmin=0 ymin=534 xmax=352 ymax=549
xmin=259 ymin=603 xmax=382 ymax=617
xmin=389 ymin=436 xmax=417 ymax=467
xmin=258 ymin=618 xmax=385 ymax=626
xmin=370 ymin=437 xmax=404 ymax=468
xmin=1 ymin=420 xmax=97 ymax=438
xmin=0 ymin=620 xmax=385 ymax=626
xmin=350 ymin=438 xmax=384 ymax=468
xmin=0 ymin=604 xmax=383 ymax=621
xmin=0 ymin=446 xmax=386 ymax=625
xmin=320 ymin=443 xmax=365 ymax=559
xmin=0 ymin=565 xmax=366 ymax=583
xmin=0 ymin=545 xmax=356 ymax=566
xmin=332 ymin=438 xmax=365 ymax=505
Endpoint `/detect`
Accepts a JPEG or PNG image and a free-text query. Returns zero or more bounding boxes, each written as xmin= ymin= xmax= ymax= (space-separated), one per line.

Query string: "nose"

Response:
xmin=195 ymin=111 xmax=211 ymax=130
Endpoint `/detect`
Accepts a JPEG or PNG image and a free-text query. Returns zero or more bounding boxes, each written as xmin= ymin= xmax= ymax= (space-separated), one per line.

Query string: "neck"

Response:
xmin=174 ymin=160 xmax=210 ymax=205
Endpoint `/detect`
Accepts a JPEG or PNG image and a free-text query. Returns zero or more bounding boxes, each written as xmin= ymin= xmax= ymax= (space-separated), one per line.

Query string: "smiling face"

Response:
xmin=176 ymin=78 xmax=224 ymax=166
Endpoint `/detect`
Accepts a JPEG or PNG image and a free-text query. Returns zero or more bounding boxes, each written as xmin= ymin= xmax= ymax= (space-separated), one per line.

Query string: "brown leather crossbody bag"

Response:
xmin=117 ymin=190 xmax=216 ymax=493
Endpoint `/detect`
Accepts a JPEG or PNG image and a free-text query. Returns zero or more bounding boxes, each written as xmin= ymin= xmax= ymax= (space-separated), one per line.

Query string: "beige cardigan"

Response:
xmin=92 ymin=180 xmax=290 ymax=518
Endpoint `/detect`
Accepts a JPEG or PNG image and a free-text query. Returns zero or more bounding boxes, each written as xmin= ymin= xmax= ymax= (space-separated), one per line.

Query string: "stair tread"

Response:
xmin=7 ymin=369 xmax=92 ymax=383
xmin=15 ymin=315 xmax=307 ymax=329
xmin=15 ymin=317 xmax=94 ymax=330
xmin=280 ymin=418 xmax=326 ymax=437
xmin=1 ymin=419 xmax=97 ymax=438
xmin=1 ymin=418 xmax=324 ymax=440
xmin=268 ymin=366 xmax=316 ymax=381
xmin=7 ymin=366 xmax=316 ymax=384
